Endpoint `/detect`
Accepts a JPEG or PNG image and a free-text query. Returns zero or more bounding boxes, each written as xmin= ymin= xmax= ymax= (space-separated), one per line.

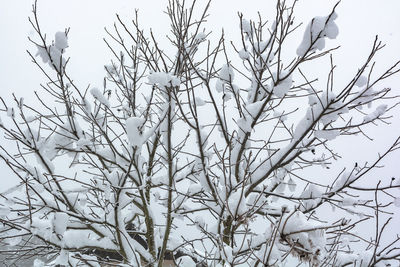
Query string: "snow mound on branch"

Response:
xmin=300 ymin=184 xmax=323 ymax=210
xmin=36 ymin=45 xmax=66 ymax=71
xmin=280 ymin=211 xmax=326 ymax=265
xmin=126 ymin=116 xmax=145 ymax=147
xmin=297 ymin=12 xmax=339 ymax=57
xmin=355 ymin=75 xmax=368 ymax=87
xmin=35 ymin=31 xmax=68 ymax=71
xmin=238 ymin=49 xmax=250 ymax=60
xmin=195 ymin=32 xmax=207 ymax=41
xmin=90 ymin=87 xmax=110 ymax=107
xmin=273 ymin=73 xmax=293 ymax=98
xmin=332 ymin=171 xmax=356 ymax=191
xmin=53 ymin=212 xmax=69 ymax=236
xmin=227 ymin=189 xmax=247 ymax=217
xmin=148 ymin=72 xmax=181 ymax=87
xmin=245 ymin=100 xmax=264 ymax=118
xmin=241 ymin=19 xmax=252 ymax=36
xmin=53 ymin=249 xmax=69 ymax=266
xmin=363 ymin=104 xmax=387 ymax=122
xmin=36 ymin=45 xmax=50 ymax=64
xmin=55 ymin=31 xmax=68 ymax=50
xmin=314 ymin=129 xmax=340 ymax=140
xmin=219 ymin=64 xmax=235 ymax=81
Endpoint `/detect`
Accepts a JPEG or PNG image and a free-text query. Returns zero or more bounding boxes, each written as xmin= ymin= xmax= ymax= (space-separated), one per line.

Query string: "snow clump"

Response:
xmin=219 ymin=64 xmax=235 ymax=81
xmin=280 ymin=210 xmax=326 ymax=265
xmin=126 ymin=117 xmax=145 ymax=148
xmin=355 ymin=75 xmax=368 ymax=87
xmin=148 ymin=72 xmax=181 ymax=88
xmin=194 ymin=32 xmax=207 ymax=41
xmin=273 ymin=74 xmax=293 ymax=98
xmin=90 ymin=88 xmax=110 ymax=107
xmin=241 ymin=18 xmax=252 ymax=36
xmin=314 ymin=129 xmax=340 ymax=140
xmin=363 ymin=104 xmax=387 ymax=122
xmin=238 ymin=49 xmax=250 ymax=60
xmin=36 ymin=31 xmax=69 ymax=71
xmin=296 ymin=12 xmax=339 ymax=57
xmin=53 ymin=212 xmax=69 ymax=236
xmin=54 ymin=31 xmax=69 ymax=50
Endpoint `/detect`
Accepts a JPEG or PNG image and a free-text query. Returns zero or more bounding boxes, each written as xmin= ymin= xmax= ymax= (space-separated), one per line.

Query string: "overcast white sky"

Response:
xmin=0 ymin=0 xmax=399 ymax=96
xmin=0 ymin=0 xmax=399 ymax=252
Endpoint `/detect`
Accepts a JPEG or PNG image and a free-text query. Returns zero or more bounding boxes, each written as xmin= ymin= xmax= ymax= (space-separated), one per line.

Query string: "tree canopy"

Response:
xmin=1 ymin=0 xmax=400 ymax=266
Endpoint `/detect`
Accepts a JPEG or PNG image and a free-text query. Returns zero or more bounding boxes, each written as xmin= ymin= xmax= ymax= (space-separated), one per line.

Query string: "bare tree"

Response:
xmin=1 ymin=0 xmax=399 ymax=266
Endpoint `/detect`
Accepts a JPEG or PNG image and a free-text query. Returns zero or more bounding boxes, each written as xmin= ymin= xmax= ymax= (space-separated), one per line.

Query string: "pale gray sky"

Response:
xmin=0 ymin=0 xmax=399 ymax=96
